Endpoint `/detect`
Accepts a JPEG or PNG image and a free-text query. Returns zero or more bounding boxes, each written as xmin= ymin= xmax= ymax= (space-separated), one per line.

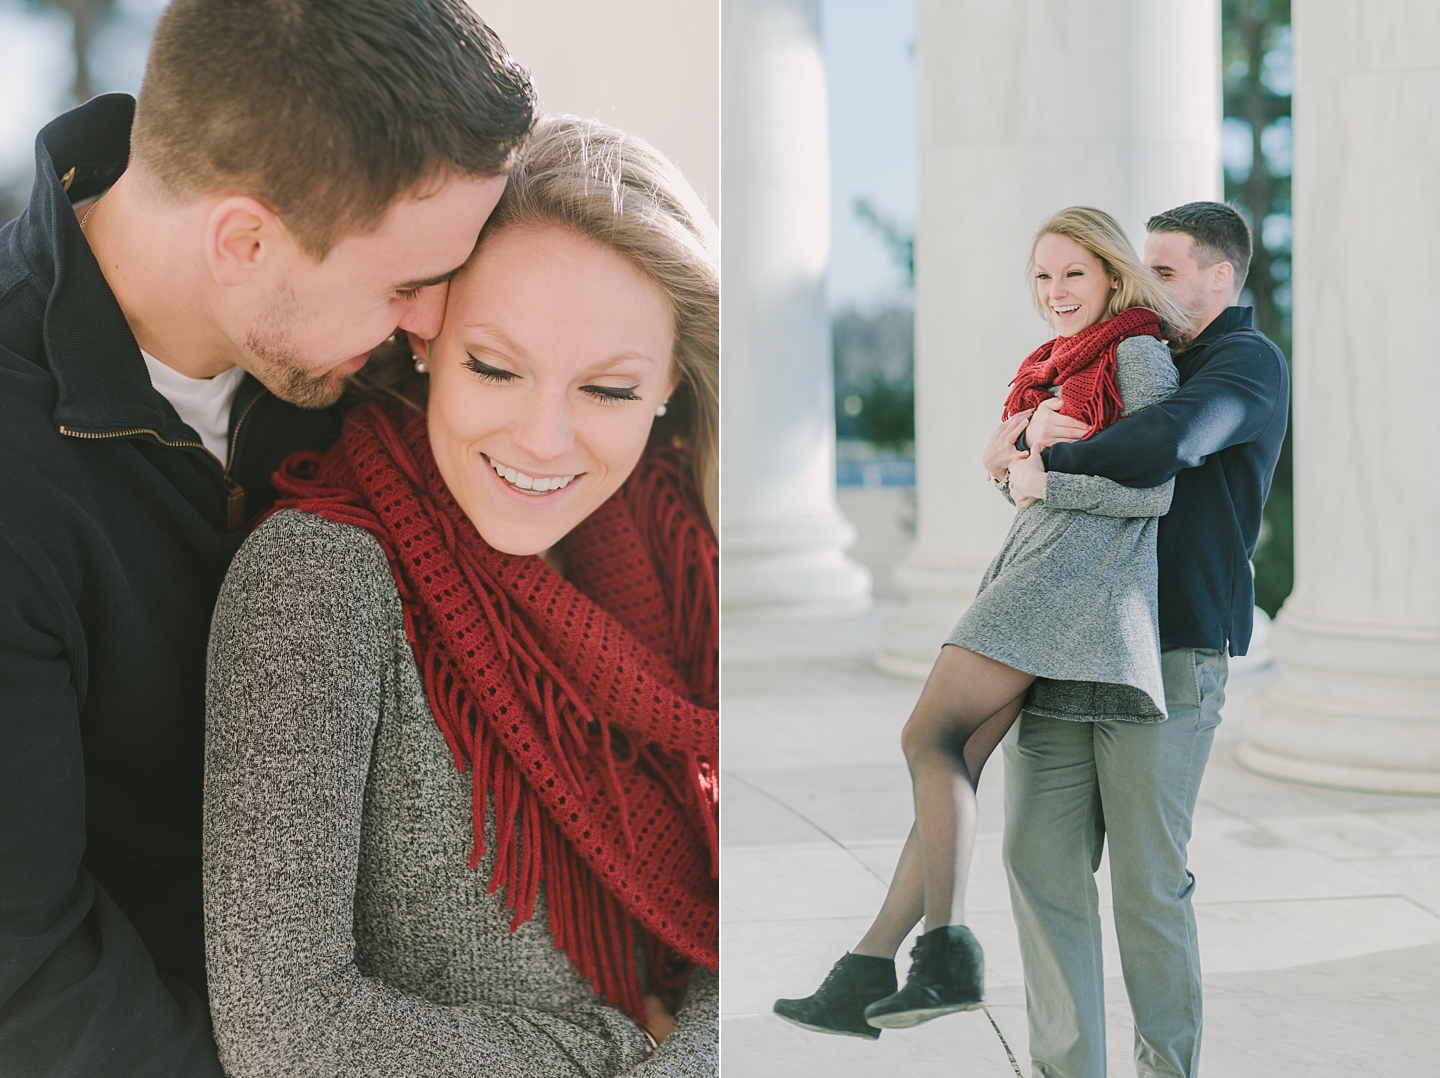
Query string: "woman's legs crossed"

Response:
xmin=902 ymin=645 xmax=1031 ymax=933
xmin=853 ymin=646 xmax=1029 ymax=955
xmin=775 ymin=647 xmax=1030 ymax=1033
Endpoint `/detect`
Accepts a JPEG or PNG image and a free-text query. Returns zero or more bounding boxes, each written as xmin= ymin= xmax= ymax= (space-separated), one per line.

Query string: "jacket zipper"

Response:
xmin=60 ymin=389 xmax=265 ymax=531
xmin=222 ymin=392 xmax=264 ymax=529
xmin=59 ymin=424 xmax=215 ymax=459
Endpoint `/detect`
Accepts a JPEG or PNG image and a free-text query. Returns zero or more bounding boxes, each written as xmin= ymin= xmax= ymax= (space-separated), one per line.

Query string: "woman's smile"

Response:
xmin=482 ymin=452 xmax=580 ymax=495
xmin=416 ymin=223 xmax=676 ymax=555
xmin=1033 ymin=232 xmax=1117 ymax=336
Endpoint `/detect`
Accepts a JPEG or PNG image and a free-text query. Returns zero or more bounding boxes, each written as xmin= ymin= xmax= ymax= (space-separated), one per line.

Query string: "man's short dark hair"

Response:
xmin=132 ymin=0 xmax=537 ymax=258
xmin=1146 ymin=201 xmax=1253 ymax=290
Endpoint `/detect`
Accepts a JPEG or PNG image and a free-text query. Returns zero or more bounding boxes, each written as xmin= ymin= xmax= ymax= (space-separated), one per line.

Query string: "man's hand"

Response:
xmin=983 ymin=410 xmax=1034 ymax=481
xmin=1008 ymin=447 xmax=1047 ymax=508
xmin=1024 ymin=398 xmax=1089 ymax=450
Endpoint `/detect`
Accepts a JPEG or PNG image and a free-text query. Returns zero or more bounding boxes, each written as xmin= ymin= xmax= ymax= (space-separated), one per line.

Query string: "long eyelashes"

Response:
xmin=582 ymin=385 xmax=641 ymax=403
xmin=464 ymin=354 xmax=518 ymax=383
xmin=464 ymin=353 xmax=641 ymax=402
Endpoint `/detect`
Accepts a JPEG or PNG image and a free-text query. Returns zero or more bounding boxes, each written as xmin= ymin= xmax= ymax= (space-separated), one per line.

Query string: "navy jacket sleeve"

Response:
xmin=1042 ymin=334 xmax=1287 ymax=488
xmin=0 ymin=535 xmax=222 ymax=1078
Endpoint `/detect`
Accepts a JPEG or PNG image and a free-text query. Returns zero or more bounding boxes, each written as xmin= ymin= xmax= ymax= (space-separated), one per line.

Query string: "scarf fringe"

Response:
xmin=266 ymin=407 xmax=718 ymax=1022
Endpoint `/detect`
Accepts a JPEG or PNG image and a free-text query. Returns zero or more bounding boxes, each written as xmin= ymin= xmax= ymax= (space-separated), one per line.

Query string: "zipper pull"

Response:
xmin=226 ymin=483 xmax=246 ymax=531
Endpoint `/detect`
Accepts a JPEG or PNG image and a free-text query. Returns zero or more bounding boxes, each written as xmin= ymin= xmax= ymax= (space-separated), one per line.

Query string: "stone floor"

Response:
xmin=721 ymin=489 xmax=1440 ymax=1077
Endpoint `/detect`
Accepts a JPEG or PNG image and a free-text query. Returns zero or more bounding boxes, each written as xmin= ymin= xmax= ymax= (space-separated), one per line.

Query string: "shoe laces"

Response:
xmin=816 ymin=958 xmax=852 ymax=993
xmin=907 ymin=934 xmax=946 ymax=981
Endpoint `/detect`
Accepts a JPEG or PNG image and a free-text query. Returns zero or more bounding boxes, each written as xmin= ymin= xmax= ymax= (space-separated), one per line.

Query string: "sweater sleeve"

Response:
xmin=1039 ymin=334 xmax=1178 ymax=518
xmin=203 ymin=512 xmax=652 ymax=1078
xmin=619 ymin=970 xmax=717 ymax=1078
xmin=1043 ymin=472 xmax=1174 ymax=518
xmin=0 ymin=532 xmax=223 ymax=1078
xmin=1043 ymin=328 xmax=1287 ymax=488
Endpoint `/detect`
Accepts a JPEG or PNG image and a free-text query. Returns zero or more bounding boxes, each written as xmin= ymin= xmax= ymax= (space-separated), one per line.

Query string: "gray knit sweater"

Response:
xmin=945 ymin=333 xmax=1179 ymax=721
xmin=203 ymin=510 xmax=717 ymax=1078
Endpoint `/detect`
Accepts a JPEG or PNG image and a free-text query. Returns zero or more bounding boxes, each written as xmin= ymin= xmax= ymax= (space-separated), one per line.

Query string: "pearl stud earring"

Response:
xmin=414 ymin=359 xmax=428 ymax=374
xmin=656 ymin=400 xmax=669 ymax=417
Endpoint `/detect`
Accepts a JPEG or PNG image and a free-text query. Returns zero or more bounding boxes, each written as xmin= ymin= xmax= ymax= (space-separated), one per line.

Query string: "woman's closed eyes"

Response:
xmin=465 ymin=352 xmax=643 ymax=403
xmin=464 ymin=353 xmax=518 ymax=383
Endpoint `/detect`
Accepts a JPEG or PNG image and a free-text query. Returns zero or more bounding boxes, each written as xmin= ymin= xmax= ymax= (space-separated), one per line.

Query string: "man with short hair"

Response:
xmin=0 ymin=1 xmax=534 ymax=1072
xmin=1001 ymin=201 xmax=1288 ymax=1077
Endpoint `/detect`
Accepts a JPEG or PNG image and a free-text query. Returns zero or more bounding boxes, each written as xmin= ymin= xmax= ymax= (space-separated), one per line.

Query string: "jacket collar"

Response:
xmin=1190 ymin=305 xmax=1255 ymax=349
xmin=28 ymin=94 xmax=192 ymax=438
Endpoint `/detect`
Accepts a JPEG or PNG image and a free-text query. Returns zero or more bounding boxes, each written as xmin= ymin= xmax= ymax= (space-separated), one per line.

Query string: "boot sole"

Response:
xmin=773 ymin=1010 xmax=882 ymax=1040
xmin=865 ymin=999 xmax=985 ymax=1029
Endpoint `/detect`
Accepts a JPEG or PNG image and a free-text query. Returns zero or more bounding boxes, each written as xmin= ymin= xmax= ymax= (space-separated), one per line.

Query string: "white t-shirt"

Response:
xmin=141 ymin=351 xmax=247 ymax=463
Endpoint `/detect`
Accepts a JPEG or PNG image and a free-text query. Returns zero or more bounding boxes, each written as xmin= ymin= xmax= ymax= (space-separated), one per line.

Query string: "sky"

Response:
xmin=821 ymin=0 xmax=918 ymax=314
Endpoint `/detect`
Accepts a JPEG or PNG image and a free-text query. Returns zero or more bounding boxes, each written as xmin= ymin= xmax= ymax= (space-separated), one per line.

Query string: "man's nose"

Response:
xmin=395 ymin=283 xmax=449 ymax=340
xmin=511 ymin=388 xmax=575 ymax=464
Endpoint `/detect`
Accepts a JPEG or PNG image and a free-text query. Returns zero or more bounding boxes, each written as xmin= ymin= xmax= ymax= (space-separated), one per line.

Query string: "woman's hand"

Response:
xmin=1024 ymin=398 xmax=1089 ymax=450
xmin=640 ymin=994 xmax=674 ymax=1044
xmin=1008 ymin=447 xmax=1047 ymax=508
xmin=983 ymin=410 xmax=1034 ymax=481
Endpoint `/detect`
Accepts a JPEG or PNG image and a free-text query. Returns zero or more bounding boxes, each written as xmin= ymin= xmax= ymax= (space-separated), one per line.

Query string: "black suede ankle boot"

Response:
xmin=862 ymin=925 xmax=984 ymax=1029
xmin=773 ymin=953 xmax=898 ymax=1039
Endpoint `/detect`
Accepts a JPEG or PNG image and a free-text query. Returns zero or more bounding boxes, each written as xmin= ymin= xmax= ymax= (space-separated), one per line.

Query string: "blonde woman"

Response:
xmin=203 ymin=117 xmax=718 ymax=1077
xmin=774 ymin=207 xmax=1193 ymax=1037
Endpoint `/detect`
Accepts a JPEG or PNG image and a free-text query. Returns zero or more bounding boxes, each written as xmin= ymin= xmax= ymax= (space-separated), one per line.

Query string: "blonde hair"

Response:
xmin=355 ymin=116 xmax=719 ymax=527
xmin=1026 ymin=206 xmax=1195 ymax=345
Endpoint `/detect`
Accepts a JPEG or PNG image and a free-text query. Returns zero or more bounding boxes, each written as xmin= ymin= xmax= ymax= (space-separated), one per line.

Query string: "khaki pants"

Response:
xmin=1002 ymin=647 xmax=1228 ymax=1078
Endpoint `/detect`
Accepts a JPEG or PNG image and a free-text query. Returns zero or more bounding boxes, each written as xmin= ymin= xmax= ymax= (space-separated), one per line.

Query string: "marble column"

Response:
xmin=1238 ymin=2 xmax=1440 ymax=793
xmin=877 ymin=0 xmax=1222 ymax=676
xmin=721 ymin=0 xmax=871 ymax=617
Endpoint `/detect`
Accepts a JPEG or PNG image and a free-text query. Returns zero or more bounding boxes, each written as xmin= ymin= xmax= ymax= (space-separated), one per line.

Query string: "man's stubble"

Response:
xmin=243 ymin=281 xmax=351 ymax=409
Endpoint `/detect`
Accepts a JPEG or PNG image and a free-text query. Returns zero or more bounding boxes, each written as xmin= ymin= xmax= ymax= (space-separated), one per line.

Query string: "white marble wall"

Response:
xmin=878 ymin=0 xmax=1221 ymax=675
xmin=475 ymin=1 xmax=718 ymax=215
xmin=720 ymin=0 xmax=871 ymax=617
xmin=1239 ymin=1 xmax=1440 ymax=793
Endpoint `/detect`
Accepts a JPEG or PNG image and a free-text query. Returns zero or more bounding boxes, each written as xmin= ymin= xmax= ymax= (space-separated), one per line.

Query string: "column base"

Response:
xmin=1236 ymin=741 xmax=1440 ymax=795
xmin=1240 ymin=607 xmax=1440 ymax=795
xmin=722 ymin=509 xmax=872 ymax=619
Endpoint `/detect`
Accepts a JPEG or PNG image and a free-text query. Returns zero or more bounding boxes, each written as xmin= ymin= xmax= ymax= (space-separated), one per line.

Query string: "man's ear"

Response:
xmin=1211 ymin=260 xmax=1235 ymax=295
xmin=205 ymin=197 xmax=282 ymax=287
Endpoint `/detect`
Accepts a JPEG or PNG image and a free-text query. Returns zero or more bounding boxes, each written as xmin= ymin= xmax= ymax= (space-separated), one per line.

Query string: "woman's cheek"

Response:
xmin=584 ymin=401 xmax=649 ymax=470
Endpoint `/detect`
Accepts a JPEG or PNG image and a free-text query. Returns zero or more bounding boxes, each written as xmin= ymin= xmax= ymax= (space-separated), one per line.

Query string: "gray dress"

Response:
xmin=945 ymin=334 xmax=1179 ymax=722
xmin=204 ymin=510 xmax=717 ymax=1078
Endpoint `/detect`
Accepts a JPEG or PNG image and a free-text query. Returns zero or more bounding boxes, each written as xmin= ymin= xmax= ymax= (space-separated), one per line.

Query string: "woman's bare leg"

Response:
xmin=901 ymin=645 xmax=1032 ymax=932
xmin=853 ymin=647 xmax=1030 ymax=956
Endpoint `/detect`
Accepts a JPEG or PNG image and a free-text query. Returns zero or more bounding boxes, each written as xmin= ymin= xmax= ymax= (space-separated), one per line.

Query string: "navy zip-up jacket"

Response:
xmin=1040 ymin=306 xmax=1288 ymax=656
xmin=0 ymin=96 xmax=341 ymax=1075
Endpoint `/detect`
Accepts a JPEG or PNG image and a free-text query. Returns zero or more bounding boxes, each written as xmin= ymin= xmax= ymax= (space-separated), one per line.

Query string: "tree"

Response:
xmin=28 ymin=0 xmax=116 ymax=106
xmin=1223 ymin=0 xmax=1294 ymax=617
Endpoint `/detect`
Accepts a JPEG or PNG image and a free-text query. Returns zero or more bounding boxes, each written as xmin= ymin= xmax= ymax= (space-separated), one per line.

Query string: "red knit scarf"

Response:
xmin=1002 ymin=307 xmax=1162 ymax=436
xmin=268 ymin=402 xmax=718 ymax=1019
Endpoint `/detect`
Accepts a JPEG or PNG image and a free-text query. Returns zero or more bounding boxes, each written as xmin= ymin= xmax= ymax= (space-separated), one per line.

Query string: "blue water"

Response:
xmin=836 ymin=459 xmax=915 ymax=487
